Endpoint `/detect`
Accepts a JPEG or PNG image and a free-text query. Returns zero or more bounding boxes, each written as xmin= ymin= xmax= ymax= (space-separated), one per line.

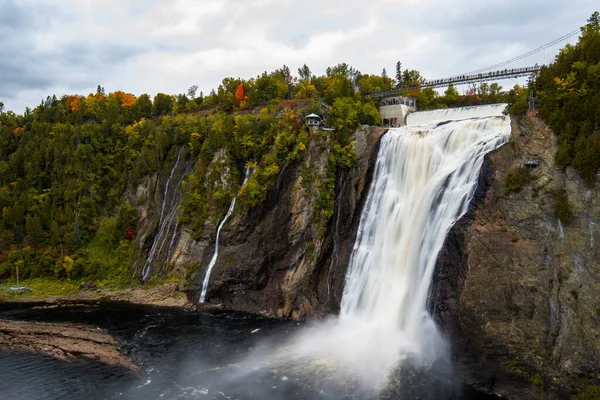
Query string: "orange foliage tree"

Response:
xmin=113 ymin=91 xmax=137 ymax=108
xmin=66 ymin=95 xmax=84 ymax=112
xmin=236 ymin=82 xmax=248 ymax=105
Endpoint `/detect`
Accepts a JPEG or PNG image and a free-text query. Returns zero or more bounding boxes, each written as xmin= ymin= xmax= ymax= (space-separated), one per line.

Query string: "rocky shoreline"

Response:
xmin=0 ymin=282 xmax=198 ymax=369
xmin=0 ymin=317 xmax=138 ymax=370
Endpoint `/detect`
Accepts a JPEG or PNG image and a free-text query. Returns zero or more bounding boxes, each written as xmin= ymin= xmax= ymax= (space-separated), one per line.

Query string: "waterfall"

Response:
xmin=406 ymin=104 xmax=507 ymax=126
xmin=590 ymin=217 xmax=595 ymax=250
xmin=142 ymin=147 xmax=184 ymax=281
xmin=199 ymin=167 xmax=253 ymax=303
xmin=271 ymin=104 xmax=511 ymax=390
xmin=558 ymin=219 xmax=566 ymax=241
xmin=339 ymin=103 xmax=510 ymax=362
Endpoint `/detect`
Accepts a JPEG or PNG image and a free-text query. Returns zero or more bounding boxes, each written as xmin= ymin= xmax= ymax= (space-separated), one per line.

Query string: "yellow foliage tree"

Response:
xmin=63 ymin=256 xmax=74 ymax=278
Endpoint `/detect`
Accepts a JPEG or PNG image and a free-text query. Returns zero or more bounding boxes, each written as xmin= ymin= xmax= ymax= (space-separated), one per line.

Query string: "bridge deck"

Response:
xmin=367 ymin=66 xmax=540 ymax=99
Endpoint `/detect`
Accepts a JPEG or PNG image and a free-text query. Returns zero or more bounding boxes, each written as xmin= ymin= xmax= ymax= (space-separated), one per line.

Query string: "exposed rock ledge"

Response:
xmin=0 ymin=319 xmax=138 ymax=370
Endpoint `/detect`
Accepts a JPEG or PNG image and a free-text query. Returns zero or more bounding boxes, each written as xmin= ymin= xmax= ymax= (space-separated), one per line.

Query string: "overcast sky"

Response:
xmin=0 ymin=0 xmax=596 ymax=112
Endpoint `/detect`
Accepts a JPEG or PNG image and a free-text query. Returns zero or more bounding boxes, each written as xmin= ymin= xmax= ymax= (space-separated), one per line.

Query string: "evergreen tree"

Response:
xmin=395 ymin=61 xmax=402 ymax=87
xmin=298 ymin=64 xmax=312 ymax=81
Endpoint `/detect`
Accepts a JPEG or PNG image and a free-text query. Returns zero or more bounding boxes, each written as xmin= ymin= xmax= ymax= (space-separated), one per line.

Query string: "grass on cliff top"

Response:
xmin=0 ymin=278 xmax=80 ymax=300
xmin=0 ymin=275 xmax=183 ymax=301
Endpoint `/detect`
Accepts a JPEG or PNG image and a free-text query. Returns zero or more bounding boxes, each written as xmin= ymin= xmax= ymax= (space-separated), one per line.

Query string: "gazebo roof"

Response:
xmin=306 ymin=113 xmax=320 ymax=118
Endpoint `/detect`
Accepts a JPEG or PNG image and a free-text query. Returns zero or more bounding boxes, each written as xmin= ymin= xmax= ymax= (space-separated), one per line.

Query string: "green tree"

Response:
xmin=536 ymin=11 xmax=600 ymax=185
xmin=133 ymin=94 xmax=152 ymax=120
xmin=25 ymin=214 xmax=44 ymax=245
xmin=298 ymin=64 xmax=312 ymax=81
xmin=402 ymin=69 xmax=423 ymax=87
xmin=395 ymin=61 xmax=402 ymax=88
xmin=152 ymin=93 xmax=174 ymax=116
xmin=443 ymin=84 xmax=460 ymax=105
xmin=187 ymin=85 xmax=198 ymax=99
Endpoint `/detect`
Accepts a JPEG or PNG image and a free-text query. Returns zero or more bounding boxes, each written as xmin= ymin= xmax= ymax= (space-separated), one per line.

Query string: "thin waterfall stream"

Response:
xmin=141 ymin=146 xmax=184 ymax=280
xmin=200 ymin=167 xmax=253 ymax=303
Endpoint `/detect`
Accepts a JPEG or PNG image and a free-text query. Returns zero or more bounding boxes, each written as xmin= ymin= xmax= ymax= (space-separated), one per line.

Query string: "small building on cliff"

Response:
xmin=305 ymin=113 xmax=322 ymax=131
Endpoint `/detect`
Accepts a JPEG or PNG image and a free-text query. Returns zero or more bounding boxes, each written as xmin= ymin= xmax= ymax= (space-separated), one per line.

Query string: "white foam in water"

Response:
xmin=248 ymin=104 xmax=512 ymax=391
xmin=200 ymin=167 xmax=253 ymax=303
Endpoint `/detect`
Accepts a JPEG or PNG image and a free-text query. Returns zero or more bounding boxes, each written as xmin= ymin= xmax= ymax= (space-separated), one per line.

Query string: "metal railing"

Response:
xmin=366 ymin=66 xmax=541 ymax=99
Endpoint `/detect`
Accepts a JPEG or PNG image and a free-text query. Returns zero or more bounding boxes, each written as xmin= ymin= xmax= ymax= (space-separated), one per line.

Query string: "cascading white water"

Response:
xmin=142 ymin=147 xmax=184 ymax=280
xmin=339 ymin=103 xmax=510 ymax=361
xmin=406 ymin=104 xmax=507 ymax=126
xmin=264 ymin=104 xmax=512 ymax=390
xmin=199 ymin=167 xmax=253 ymax=303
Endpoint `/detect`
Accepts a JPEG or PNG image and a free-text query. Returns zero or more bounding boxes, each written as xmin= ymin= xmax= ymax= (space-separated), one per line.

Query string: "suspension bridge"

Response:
xmin=368 ymin=28 xmax=581 ymax=100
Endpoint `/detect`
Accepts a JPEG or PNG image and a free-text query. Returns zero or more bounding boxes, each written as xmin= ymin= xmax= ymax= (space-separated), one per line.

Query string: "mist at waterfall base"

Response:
xmin=1 ymin=105 xmax=510 ymax=400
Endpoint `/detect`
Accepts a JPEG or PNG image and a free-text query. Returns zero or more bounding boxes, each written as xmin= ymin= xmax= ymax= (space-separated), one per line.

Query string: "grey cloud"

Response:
xmin=1 ymin=0 xmax=598 ymax=112
xmin=376 ymin=0 xmax=595 ymax=78
xmin=0 ymin=0 xmax=149 ymax=103
xmin=262 ymin=4 xmax=366 ymax=49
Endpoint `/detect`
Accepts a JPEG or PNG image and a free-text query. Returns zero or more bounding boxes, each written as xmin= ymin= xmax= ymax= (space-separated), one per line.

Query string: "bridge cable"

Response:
xmin=464 ymin=28 xmax=580 ymax=75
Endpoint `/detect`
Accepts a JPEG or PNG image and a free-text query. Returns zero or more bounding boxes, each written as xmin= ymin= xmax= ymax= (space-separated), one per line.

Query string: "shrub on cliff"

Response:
xmin=554 ymin=189 xmax=571 ymax=224
xmin=504 ymin=168 xmax=532 ymax=194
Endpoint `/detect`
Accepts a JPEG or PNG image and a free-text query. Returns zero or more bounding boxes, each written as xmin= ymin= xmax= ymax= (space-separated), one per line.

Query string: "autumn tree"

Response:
xmin=117 ymin=91 xmax=137 ymax=108
xmin=295 ymin=80 xmax=318 ymax=100
xmin=236 ymin=82 xmax=248 ymax=106
xmin=402 ymin=69 xmax=423 ymax=87
xmin=66 ymin=95 xmax=84 ymax=112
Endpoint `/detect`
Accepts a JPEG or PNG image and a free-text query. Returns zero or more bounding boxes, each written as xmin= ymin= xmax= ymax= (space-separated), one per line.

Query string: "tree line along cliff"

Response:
xmin=0 ymin=12 xmax=598 ymax=293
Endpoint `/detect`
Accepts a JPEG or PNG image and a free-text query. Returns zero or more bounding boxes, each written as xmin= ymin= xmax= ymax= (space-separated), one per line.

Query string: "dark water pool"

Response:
xmin=0 ymin=302 xmax=497 ymax=400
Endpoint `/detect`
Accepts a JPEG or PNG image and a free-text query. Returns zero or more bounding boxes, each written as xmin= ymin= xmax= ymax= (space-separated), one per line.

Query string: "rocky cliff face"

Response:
xmin=132 ymin=126 xmax=385 ymax=318
xmin=192 ymin=126 xmax=384 ymax=318
xmin=434 ymin=112 xmax=600 ymax=399
xmin=130 ymin=112 xmax=600 ymax=398
xmin=128 ymin=146 xmax=193 ymax=280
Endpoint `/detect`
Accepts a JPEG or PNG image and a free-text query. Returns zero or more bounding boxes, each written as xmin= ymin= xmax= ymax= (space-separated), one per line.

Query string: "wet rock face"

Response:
xmin=433 ymin=112 xmax=600 ymax=399
xmin=129 ymin=146 xmax=193 ymax=279
xmin=187 ymin=126 xmax=386 ymax=318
